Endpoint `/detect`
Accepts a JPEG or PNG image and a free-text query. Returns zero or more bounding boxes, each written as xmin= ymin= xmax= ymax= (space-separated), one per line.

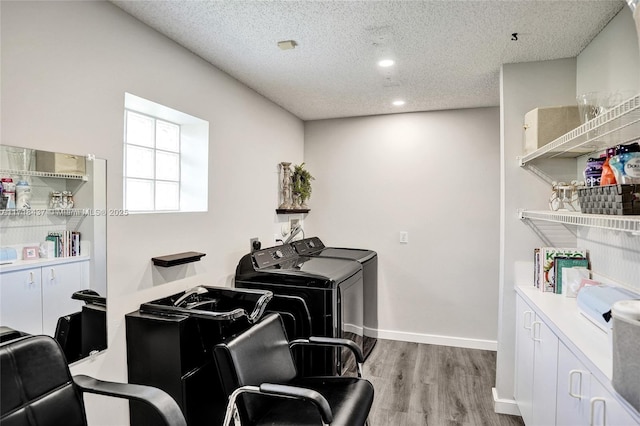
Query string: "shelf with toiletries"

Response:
xmin=0 ymin=169 xmax=87 ymax=181
xmin=518 ymin=93 xmax=640 ymax=234
xmin=519 ymin=94 xmax=640 ymax=166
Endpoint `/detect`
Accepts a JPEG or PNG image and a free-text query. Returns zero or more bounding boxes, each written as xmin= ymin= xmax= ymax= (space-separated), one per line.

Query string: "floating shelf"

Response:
xmin=0 ymin=169 xmax=87 ymax=181
xmin=276 ymin=208 xmax=310 ymax=214
xmin=151 ymin=251 xmax=206 ymax=267
xmin=519 ymin=94 xmax=640 ymax=166
xmin=519 ymin=209 xmax=640 ymax=235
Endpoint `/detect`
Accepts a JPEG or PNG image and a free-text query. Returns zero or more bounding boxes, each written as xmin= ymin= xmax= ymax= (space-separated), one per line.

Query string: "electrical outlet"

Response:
xmin=400 ymin=231 xmax=409 ymax=244
xmin=250 ymin=237 xmax=259 ymax=252
xmin=289 ymin=218 xmax=300 ymax=229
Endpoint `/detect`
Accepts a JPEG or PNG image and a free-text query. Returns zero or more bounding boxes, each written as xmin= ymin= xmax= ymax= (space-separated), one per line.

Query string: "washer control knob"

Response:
xmin=309 ymin=241 xmax=315 ymax=248
xmin=274 ymin=250 xmax=284 ymax=259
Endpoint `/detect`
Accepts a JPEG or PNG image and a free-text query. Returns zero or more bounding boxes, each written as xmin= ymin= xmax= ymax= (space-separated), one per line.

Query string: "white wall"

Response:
xmin=496 ymin=57 xmax=578 ymax=414
xmin=577 ymin=7 xmax=640 ymax=96
xmin=304 ymin=108 xmax=501 ymax=348
xmin=1 ymin=2 xmax=303 ymax=424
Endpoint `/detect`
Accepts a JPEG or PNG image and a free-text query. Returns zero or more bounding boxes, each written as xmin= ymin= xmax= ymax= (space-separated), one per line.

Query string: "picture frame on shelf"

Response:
xmin=22 ymin=246 xmax=39 ymax=260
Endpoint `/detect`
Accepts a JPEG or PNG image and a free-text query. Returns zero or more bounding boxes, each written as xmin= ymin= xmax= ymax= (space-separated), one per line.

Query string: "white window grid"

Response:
xmin=124 ymin=109 xmax=182 ymax=212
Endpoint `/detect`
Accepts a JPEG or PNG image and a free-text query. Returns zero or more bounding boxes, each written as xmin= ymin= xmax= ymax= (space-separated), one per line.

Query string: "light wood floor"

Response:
xmin=362 ymin=339 xmax=525 ymax=426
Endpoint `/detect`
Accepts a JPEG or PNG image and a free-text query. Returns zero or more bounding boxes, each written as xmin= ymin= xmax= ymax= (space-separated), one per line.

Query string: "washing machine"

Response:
xmin=235 ymin=243 xmax=363 ymax=376
xmin=290 ymin=236 xmax=378 ymax=359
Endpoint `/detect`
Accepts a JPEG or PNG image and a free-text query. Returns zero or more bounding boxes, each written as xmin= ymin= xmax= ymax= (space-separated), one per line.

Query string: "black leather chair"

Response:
xmin=0 ymin=334 xmax=187 ymax=426
xmin=214 ymin=313 xmax=374 ymax=426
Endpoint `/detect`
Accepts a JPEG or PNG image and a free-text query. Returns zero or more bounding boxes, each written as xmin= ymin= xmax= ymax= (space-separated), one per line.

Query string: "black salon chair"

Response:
xmin=214 ymin=313 xmax=374 ymax=426
xmin=0 ymin=334 xmax=186 ymax=426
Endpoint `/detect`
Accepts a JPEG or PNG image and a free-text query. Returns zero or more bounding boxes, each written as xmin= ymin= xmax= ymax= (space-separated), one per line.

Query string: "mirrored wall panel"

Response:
xmin=0 ymin=145 xmax=107 ymax=363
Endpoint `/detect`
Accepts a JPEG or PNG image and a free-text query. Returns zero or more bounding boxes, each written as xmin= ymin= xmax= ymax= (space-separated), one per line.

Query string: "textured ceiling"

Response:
xmin=111 ymin=0 xmax=624 ymax=121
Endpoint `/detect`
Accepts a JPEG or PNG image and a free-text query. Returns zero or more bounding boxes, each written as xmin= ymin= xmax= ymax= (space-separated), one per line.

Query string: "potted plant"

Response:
xmin=291 ymin=163 xmax=314 ymax=208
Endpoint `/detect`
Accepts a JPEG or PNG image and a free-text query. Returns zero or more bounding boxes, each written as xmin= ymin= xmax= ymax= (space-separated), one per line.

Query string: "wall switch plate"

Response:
xmin=400 ymin=231 xmax=409 ymax=244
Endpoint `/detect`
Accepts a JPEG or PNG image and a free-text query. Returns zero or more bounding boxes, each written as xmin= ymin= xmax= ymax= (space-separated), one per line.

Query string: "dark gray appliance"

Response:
xmin=234 ymin=243 xmax=363 ymax=376
xmin=125 ymin=286 xmax=272 ymax=426
xmin=291 ymin=237 xmax=378 ymax=359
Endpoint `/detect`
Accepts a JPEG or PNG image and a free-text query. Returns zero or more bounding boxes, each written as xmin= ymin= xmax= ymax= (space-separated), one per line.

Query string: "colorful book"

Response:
xmin=551 ymin=256 xmax=589 ymax=294
xmin=539 ymin=247 xmax=587 ymax=292
xmin=534 ymin=248 xmax=540 ymax=288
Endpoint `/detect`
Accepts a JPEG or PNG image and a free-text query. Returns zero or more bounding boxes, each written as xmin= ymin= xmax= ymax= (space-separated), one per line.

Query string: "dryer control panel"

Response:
xmin=252 ymin=244 xmax=298 ymax=269
xmin=291 ymin=237 xmax=325 ymax=255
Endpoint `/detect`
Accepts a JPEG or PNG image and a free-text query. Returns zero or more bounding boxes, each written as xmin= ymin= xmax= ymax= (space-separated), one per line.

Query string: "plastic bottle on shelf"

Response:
xmin=1 ymin=178 xmax=16 ymax=209
xmin=15 ymin=180 xmax=31 ymax=209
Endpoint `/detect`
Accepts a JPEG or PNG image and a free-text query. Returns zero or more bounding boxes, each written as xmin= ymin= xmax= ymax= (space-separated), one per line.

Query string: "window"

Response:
xmin=124 ymin=111 xmax=181 ymax=211
xmin=123 ymin=93 xmax=208 ymax=213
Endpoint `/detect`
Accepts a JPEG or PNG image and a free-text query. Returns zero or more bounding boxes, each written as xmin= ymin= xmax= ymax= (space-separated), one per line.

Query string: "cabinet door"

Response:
xmin=589 ymin=376 xmax=639 ymax=426
xmin=532 ymin=315 xmax=559 ymax=426
xmin=556 ymin=342 xmax=591 ymax=426
xmin=515 ymin=295 xmax=535 ymax=425
xmin=41 ymin=262 xmax=86 ymax=337
xmin=0 ymin=268 xmax=43 ymax=335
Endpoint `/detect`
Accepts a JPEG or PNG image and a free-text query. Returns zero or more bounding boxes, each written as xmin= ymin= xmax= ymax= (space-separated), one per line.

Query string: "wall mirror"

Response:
xmin=0 ymin=145 xmax=107 ymax=363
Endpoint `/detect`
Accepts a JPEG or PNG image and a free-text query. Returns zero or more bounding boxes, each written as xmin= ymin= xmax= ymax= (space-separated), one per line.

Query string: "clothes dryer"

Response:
xmin=235 ymin=243 xmax=363 ymax=376
xmin=291 ymin=236 xmax=377 ymax=359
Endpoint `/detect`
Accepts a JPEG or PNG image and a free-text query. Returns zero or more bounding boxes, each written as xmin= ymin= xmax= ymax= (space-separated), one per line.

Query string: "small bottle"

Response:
xmin=49 ymin=191 xmax=62 ymax=209
xmin=1 ymin=178 xmax=16 ymax=209
xmin=15 ymin=180 xmax=31 ymax=209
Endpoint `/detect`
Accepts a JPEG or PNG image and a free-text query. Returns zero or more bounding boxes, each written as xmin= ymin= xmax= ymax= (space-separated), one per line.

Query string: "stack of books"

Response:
xmin=46 ymin=231 xmax=80 ymax=257
xmin=534 ymin=247 xmax=589 ymax=294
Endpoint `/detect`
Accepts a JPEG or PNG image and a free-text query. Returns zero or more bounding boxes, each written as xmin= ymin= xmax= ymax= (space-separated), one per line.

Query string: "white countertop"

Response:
xmin=0 ymin=255 xmax=90 ymax=273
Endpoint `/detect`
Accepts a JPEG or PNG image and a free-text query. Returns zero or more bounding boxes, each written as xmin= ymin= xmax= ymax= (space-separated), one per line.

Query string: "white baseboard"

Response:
xmin=492 ymin=387 xmax=521 ymax=416
xmin=344 ymin=323 xmax=363 ymax=335
xmin=370 ymin=327 xmax=498 ymax=351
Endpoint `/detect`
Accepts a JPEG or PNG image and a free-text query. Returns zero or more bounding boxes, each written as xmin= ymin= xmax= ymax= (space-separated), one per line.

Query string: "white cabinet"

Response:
xmin=515 ymin=294 xmax=559 ymax=426
xmin=557 ymin=340 xmax=638 ymax=426
xmin=532 ymin=313 xmax=559 ymax=426
xmin=515 ymin=285 xmax=640 ymax=426
xmin=589 ymin=375 xmax=638 ymax=426
xmin=515 ymin=295 xmax=535 ymax=424
xmin=557 ymin=341 xmax=591 ymax=425
xmin=41 ymin=261 xmax=88 ymax=336
xmin=0 ymin=259 xmax=88 ymax=336
xmin=0 ymin=267 xmax=43 ymax=335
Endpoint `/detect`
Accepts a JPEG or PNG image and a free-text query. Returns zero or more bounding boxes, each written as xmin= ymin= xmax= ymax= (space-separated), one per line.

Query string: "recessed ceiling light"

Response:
xmin=392 ymin=100 xmax=405 ymax=106
xmin=378 ymin=59 xmax=395 ymax=67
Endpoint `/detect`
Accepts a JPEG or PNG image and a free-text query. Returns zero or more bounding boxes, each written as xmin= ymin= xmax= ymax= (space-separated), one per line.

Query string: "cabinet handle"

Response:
xmin=590 ymin=397 xmax=606 ymax=426
xmin=523 ymin=310 xmax=533 ymax=331
xmin=568 ymin=370 xmax=584 ymax=399
xmin=28 ymin=271 xmax=35 ymax=285
xmin=49 ymin=268 xmax=55 ymax=281
xmin=531 ymin=321 xmax=542 ymax=342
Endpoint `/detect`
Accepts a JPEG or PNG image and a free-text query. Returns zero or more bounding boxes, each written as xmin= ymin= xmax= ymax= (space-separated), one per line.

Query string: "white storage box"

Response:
xmin=523 ymin=106 xmax=581 ymax=155
xmin=36 ymin=151 xmax=86 ymax=175
xmin=612 ymin=299 xmax=640 ymax=412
